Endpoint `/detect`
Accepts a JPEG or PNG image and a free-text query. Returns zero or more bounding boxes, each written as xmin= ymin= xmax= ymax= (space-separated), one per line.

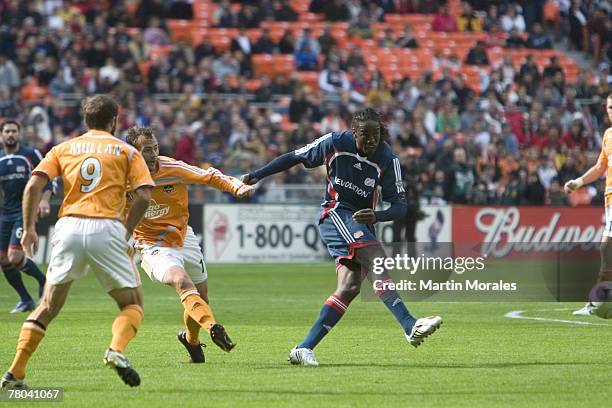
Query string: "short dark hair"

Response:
xmin=352 ymin=107 xmax=389 ymax=141
xmin=126 ymin=126 xmax=154 ymax=149
xmin=82 ymin=95 xmax=118 ymax=130
xmin=0 ymin=119 xmax=20 ymax=133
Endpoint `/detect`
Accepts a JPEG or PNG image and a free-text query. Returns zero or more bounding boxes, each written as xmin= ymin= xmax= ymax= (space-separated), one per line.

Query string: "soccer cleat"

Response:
xmin=288 ymin=347 xmax=319 ymax=366
xmin=573 ymin=303 xmax=594 ymax=316
xmin=1 ymin=372 xmax=26 ymax=389
xmin=209 ymin=323 xmax=235 ymax=352
xmin=406 ymin=316 xmax=443 ymax=348
xmin=103 ymin=348 xmax=141 ymax=387
xmin=177 ymin=330 xmax=206 ymax=363
xmin=9 ymin=300 xmax=36 ymax=314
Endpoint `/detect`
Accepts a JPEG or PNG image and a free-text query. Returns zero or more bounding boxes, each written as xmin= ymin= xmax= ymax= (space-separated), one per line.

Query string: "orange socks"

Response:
xmin=179 ymin=289 xmax=216 ymax=338
xmin=183 ymin=311 xmax=202 ymax=345
xmin=110 ymin=305 xmax=143 ymax=353
xmin=9 ymin=321 xmax=46 ymax=379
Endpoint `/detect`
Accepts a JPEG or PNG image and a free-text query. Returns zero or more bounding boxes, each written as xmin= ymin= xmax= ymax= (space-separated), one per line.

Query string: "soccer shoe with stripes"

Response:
xmin=288 ymin=347 xmax=319 ymax=366
xmin=572 ymin=303 xmax=594 ymax=316
xmin=210 ymin=324 xmax=235 ymax=352
xmin=103 ymin=348 xmax=140 ymax=387
xmin=177 ymin=330 xmax=206 ymax=363
xmin=1 ymin=372 xmax=26 ymax=389
xmin=9 ymin=300 xmax=36 ymax=314
xmin=406 ymin=316 xmax=443 ymax=348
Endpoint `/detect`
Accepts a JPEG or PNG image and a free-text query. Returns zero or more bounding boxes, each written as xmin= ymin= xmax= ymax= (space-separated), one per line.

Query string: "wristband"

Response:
xmin=575 ymin=177 xmax=584 ymax=188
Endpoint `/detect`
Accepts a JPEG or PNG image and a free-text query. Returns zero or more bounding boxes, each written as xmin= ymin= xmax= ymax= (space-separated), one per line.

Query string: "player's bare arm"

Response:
xmin=564 ymin=160 xmax=606 ymax=193
xmin=20 ymin=174 xmax=48 ymax=257
xmin=37 ymin=189 xmax=52 ymax=219
xmin=124 ymin=186 xmax=153 ymax=239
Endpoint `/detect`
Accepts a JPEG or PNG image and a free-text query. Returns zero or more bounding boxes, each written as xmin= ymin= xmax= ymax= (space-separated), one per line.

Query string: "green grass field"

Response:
xmin=1 ymin=263 xmax=611 ymax=407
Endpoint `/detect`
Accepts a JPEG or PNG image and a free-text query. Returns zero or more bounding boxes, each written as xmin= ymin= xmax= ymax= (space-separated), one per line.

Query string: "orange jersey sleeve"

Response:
xmin=33 ymin=146 xmax=61 ymax=180
xmin=157 ymin=157 xmax=244 ymax=194
xmin=33 ymin=130 xmax=154 ymax=220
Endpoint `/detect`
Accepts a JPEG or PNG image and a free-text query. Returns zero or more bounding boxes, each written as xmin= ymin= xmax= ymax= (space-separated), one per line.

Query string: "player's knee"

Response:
xmin=7 ymin=252 xmax=23 ymax=267
xmin=165 ymin=269 xmax=194 ymax=292
xmin=338 ymin=280 xmax=361 ymax=300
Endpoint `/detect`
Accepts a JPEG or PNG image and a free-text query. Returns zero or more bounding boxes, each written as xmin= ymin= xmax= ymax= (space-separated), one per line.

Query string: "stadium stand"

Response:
xmin=0 ymin=0 xmax=610 ymax=205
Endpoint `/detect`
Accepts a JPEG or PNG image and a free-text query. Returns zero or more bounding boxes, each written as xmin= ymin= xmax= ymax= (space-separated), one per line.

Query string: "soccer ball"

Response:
xmin=589 ymin=281 xmax=612 ymax=319
xmin=591 ymin=302 xmax=612 ymax=319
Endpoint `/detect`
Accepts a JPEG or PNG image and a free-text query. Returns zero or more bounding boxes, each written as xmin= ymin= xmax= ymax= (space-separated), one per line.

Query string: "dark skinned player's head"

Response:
xmin=351 ymin=108 xmax=388 ymax=156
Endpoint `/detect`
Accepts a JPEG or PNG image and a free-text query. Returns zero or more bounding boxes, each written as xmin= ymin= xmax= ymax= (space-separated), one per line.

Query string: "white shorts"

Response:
xmin=137 ymin=227 xmax=208 ymax=284
xmin=47 ymin=217 xmax=141 ymax=292
xmin=605 ymin=206 xmax=612 ymax=238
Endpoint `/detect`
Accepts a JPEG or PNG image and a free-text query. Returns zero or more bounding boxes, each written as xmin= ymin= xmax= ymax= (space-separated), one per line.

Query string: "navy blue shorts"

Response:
xmin=318 ymin=208 xmax=379 ymax=270
xmin=0 ymin=213 xmax=23 ymax=254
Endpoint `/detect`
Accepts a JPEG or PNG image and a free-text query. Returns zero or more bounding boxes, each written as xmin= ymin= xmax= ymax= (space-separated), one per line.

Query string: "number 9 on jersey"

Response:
xmin=80 ymin=157 xmax=102 ymax=193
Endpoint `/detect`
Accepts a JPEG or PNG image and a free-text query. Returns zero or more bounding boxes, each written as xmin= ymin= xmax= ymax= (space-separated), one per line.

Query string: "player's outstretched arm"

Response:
xmin=241 ymin=152 xmax=304 ymax=185
xmin=179 ymin=163 xmax=256 ymax=198
xmin=564 ymin=161 xmax=606 ymax=193
xmin=21 ymin=174 xmax=48 ymax=257
xmin=124 ymin=186 xmax=153 ymax=239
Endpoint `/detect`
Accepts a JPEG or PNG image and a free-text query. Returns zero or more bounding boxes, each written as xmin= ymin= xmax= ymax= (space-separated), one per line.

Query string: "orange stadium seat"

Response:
xmin=297 ymin=71 xmax=319 ymax=90
xmin=253 ymin=54 xmax=295 ymax=77
xmin=244 ymin=79 xmax=261 ymax=92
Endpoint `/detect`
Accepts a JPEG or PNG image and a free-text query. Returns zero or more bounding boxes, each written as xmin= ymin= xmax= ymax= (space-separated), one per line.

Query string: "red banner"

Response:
xmin=452 ymin=206 xmax=605 ymax=258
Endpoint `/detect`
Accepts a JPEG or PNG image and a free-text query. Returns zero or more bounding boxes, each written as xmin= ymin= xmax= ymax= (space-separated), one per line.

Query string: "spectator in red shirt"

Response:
xmin=432 ymin=3 xmax=458 ymax=32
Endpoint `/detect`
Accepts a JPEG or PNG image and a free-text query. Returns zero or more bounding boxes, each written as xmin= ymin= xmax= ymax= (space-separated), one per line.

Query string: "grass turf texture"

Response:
xmin=1 ymin=263 xmax=611 ymax=407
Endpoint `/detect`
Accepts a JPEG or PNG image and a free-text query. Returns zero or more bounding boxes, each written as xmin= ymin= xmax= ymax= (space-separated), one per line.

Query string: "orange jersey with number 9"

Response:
xmin=33 ymin=130 xmax=154 ymax=220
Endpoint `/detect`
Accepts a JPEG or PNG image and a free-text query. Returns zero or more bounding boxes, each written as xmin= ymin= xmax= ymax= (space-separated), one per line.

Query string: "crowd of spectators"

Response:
xmin=0 ymin=0 xmax=611 ymax=206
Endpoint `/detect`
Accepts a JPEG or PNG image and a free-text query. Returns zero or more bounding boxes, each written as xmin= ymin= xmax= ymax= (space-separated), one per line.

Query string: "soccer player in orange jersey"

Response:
xmin=565 ymin=93 xmax=612 ymax=316
xmin=125 ymin=127 xmax=254 ymax=362
xmin=1 ymin=95 xmax=154 ymax=389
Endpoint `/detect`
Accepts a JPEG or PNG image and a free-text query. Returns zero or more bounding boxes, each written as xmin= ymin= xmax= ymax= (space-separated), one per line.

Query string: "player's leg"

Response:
xmin=104 ymin=287 xmax=143 ymax=387
xmin=175 ymin=235 xmax=235 ymax=354
xmin=85 ymin=219 xmax=144 ymax=387
xmin=183 ymin=279 xmax=209 ymax=346
xmin=1 ymin=281 xmax=72 ymax=388
xmin=8 ymin=239 xmax=46 ymax=301
xmin=575 ymin=219 xmax=612 ymax=315
xmin=289 ymin=262 xmax=361 ymax=366
xmin=1 ymin=253 xmax=35 ymax=313
xmin=358 ymin=244 xmax=442 ymax=347
xmin=0 ymin=219 xmax=35 ymax=312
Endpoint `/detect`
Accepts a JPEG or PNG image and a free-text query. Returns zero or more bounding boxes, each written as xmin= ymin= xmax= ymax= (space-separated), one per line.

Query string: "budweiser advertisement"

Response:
xmin=452 ymin=206 xmax=604 ymax=258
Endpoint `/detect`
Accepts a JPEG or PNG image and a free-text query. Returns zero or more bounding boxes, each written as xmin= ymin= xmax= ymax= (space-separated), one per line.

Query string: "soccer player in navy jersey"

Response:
xmin=0 ymin=120 xmax=50 ymax=313
xmin=242 ymin=108 xmax=442 ymax=366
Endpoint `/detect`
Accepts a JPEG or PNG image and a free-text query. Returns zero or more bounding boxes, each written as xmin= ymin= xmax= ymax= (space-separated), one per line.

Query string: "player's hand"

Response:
xmin=564 ymin=178 xmax=584 ymax=194
xmin=353 ymin=209 xmax=377 ymax=224
xmin=240 ymin=173 xmax=259 ymax=185
xmin=37 ymin=200 xmax=51 ymax=218
xmin=236 ymin=184 xmax=256 ymax=199
xmin=21 ymin=229 xmax=39 ymax=258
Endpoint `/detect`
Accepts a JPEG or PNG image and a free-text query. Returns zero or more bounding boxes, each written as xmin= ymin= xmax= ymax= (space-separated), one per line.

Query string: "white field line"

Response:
xmin=504 ymin=309 xmax=612 ymax=326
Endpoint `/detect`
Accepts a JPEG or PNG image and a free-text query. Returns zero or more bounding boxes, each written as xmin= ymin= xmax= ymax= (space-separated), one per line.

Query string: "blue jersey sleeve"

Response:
xmin=380 ymin=156 xmax=405 ymax=203
xmin=28 ymin=148 xmax=54 ymax=194
xmin=293 ymin=132 xmax=335 ymax=168
xmin=375 ymin=156 xmax=407 ymax=222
